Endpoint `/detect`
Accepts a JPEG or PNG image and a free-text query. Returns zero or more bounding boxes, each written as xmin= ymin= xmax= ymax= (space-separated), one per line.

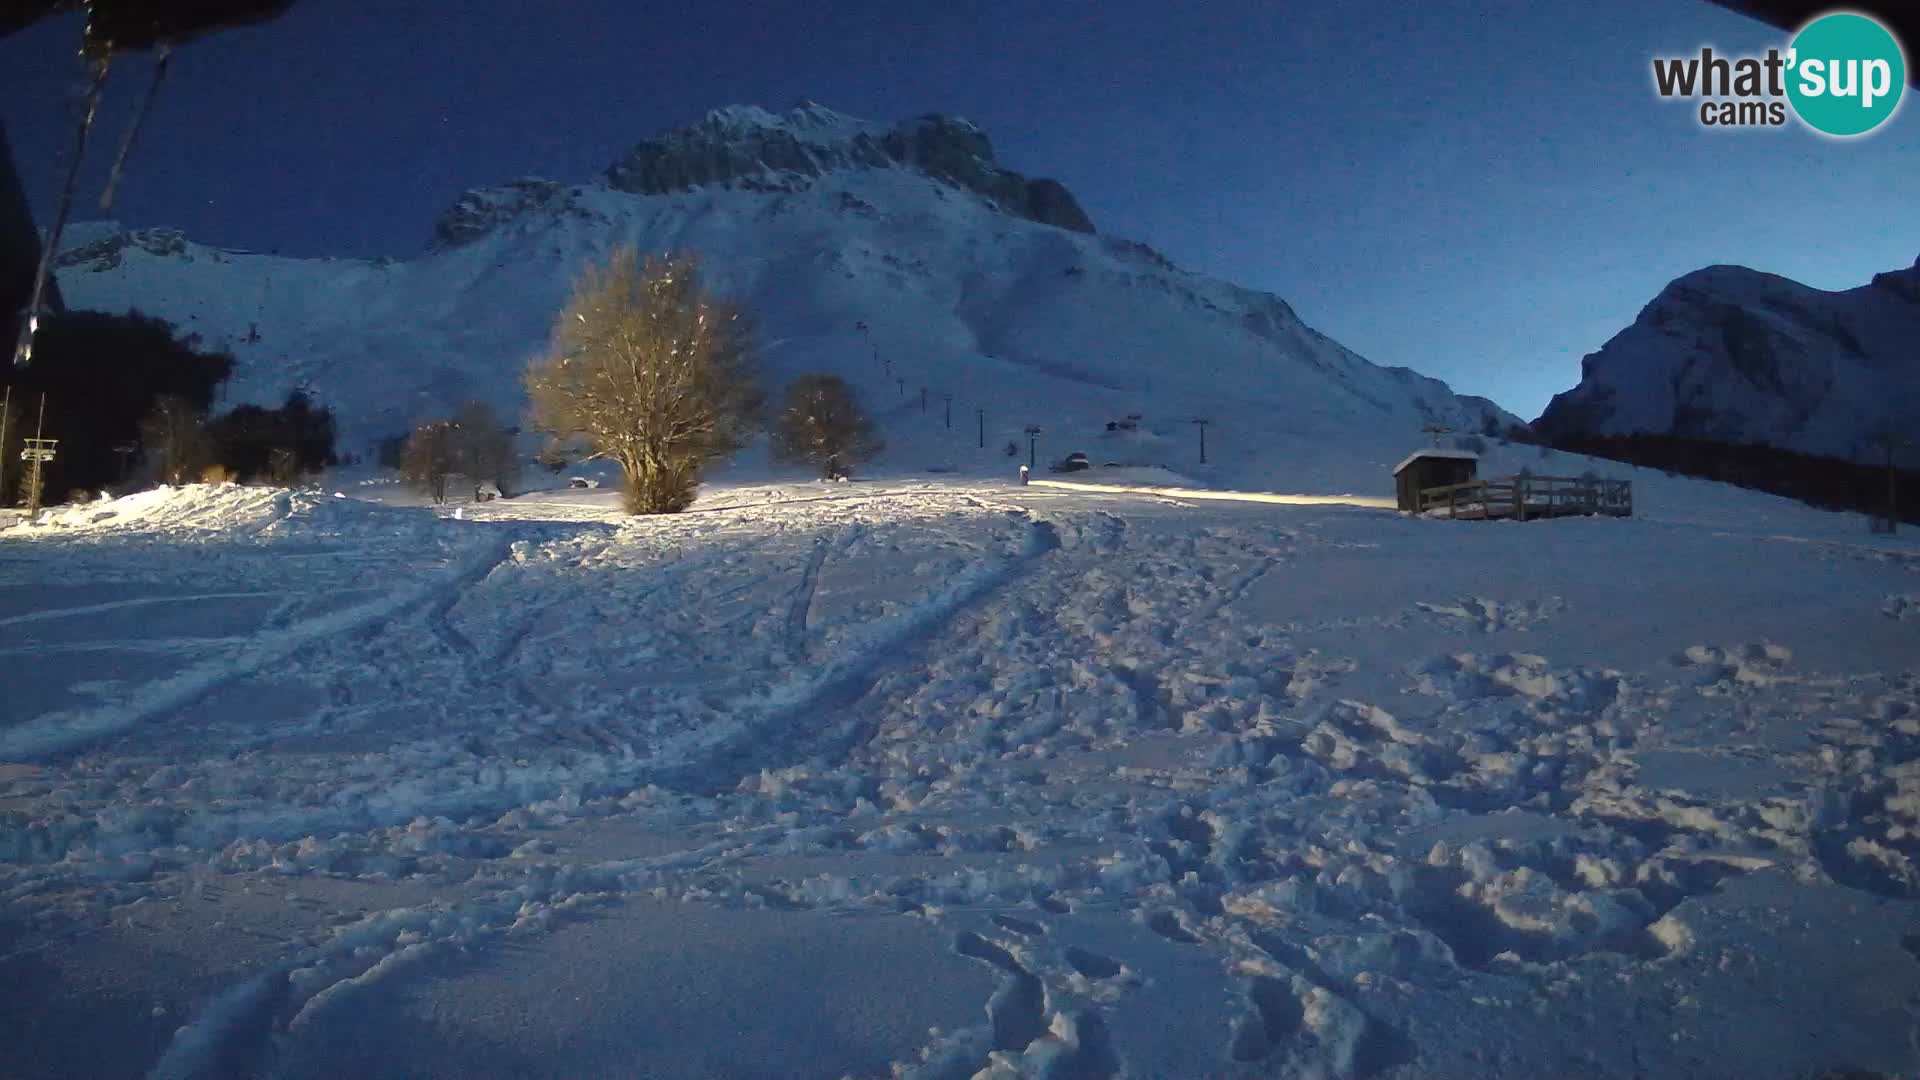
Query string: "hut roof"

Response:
xmin=1391 ymin=448 xmax=1479 ymax=476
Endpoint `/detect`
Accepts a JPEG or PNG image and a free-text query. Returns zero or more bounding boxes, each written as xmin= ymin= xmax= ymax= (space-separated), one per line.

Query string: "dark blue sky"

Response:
xmin=4 ymin=0 xmax=1914 ymax=418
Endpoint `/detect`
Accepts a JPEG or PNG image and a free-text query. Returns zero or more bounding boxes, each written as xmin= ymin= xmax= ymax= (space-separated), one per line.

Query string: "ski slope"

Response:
xmin=3 ymin=470 xmax=1918 ymax=1079
xmin=51 ymin=103 xmax=1515 ymax=495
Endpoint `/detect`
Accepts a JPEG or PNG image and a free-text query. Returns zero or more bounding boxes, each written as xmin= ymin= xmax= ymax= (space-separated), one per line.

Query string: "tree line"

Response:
xmin=400 ymin=247 xmax=883 ymax=514
xmin=1539 ymin=430 xmax=1917 ymax=525
xmin=7 ymin=251 xmax=884 ymax=517
xmin=1 ymin=310 xmax=336 ymax=508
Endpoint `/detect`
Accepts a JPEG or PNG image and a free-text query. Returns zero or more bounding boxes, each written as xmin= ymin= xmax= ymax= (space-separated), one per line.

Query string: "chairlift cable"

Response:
xmin=13 ymin=55 xmax=113 ymax=368
xmin=100 ymin=43 xmax=172 ymax=210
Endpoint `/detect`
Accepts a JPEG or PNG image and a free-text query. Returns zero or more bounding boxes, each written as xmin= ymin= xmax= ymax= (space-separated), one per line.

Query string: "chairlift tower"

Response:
xmin=19 ymin=392 xmax=54 ymax=514
xmin=1869 ymin=431 xmax=1909 ymax=534
xmin=856 ymin=320 xmax=882 ymax=373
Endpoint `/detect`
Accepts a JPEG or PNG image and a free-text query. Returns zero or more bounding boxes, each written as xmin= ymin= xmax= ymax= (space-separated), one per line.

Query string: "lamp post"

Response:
xmin=977 ymin=408 xmax=985 ymax=448
xmin=1191 ymin=418 xmax=1210 ymax=465
xmin=943 ymin=394 xmax=952 ymax=430
xmin=1025 ymin=425 xmax=1041 ymax=470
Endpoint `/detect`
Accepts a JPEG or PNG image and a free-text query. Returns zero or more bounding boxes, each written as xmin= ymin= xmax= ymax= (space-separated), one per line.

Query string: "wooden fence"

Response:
xmin=1417 ymin=474 xmax=1632 ymax=521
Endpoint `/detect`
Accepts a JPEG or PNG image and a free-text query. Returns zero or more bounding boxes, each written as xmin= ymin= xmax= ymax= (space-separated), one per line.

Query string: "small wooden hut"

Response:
xmin=1393 ymin=449 xmax=1479 ymax=512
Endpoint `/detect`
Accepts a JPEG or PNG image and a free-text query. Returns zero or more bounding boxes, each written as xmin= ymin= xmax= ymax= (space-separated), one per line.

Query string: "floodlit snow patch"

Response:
xmin=1029 ymin=478 xmax=1396 ymax=509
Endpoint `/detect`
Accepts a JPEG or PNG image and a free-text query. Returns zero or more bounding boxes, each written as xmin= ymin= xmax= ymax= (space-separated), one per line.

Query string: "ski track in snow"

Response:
xmin=781 ymin=524 xmax=864 ymax=662
xmin=0 ymin=541 xmax=514 ymax=763
xmin=2 ymin=481 xmax=1919 ymax=1079
xmin=0 ymin=592 xmax=286 ymax=629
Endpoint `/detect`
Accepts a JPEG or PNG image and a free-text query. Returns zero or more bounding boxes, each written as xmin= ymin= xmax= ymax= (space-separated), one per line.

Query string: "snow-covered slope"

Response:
xmin=50 ymin=103 xmax=1514 ymax=491
xmin=5 ymin=477 xmax=1919 ymax=1079
xmin=1536 ymin=257 xmax=1920 ymax=464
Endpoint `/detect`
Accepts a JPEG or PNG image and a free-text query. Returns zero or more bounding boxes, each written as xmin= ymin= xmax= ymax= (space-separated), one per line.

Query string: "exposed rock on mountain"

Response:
xmin=601 ymin=103 xmax=1094 ymax=235
xmin=1536 ymin=257 xmax=1920 ymax=464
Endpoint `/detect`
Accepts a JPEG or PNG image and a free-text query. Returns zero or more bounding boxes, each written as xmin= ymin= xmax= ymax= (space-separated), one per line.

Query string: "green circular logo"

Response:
xmin=1786 ymin=12 xmax=1906 ymax=136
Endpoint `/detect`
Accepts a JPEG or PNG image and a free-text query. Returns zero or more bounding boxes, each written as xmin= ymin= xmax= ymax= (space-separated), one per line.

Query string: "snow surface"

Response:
xmin=4 ymin=473 xmax=1919 ymax=1079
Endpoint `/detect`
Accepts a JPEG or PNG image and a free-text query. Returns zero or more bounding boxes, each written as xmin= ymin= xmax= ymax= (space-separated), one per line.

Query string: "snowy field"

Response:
xmin=3 ymin=474 xmax=1919 ymax=1079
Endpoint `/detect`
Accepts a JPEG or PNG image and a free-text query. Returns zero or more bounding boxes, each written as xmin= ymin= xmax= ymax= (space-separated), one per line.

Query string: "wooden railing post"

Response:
xmin=1417 ymin=474 xmax=1631 ymax=521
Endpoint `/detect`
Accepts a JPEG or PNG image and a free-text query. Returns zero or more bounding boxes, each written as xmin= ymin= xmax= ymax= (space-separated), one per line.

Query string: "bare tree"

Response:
xmin=400 ymin=419 xmax=456 ymax=504
xmin=770 ymin=373 xmax=882 ymax=479
xmin=450 ymin=399 xmax=514 ymax=499
xmin=524 ymin=249 xmax=760 ymax=514
xmin=140 ymin=395 xmax=213 ymax=486
xmin=0 ymin=392 xmax=21 ymax=508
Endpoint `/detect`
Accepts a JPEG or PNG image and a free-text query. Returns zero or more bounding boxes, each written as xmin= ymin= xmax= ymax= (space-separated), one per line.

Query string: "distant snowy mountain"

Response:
xmin=52 ymin=102 xmax=1515 ymax=489
xmin=1536 ymin=257 xmax=1920 ymax=465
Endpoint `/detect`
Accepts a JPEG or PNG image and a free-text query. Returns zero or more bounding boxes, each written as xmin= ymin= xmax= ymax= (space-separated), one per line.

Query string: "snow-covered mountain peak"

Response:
xmin=600 ymin=102 xmax=1095 ymax=235
xmin=1536 ymin=256 xmax=1920 ymax=464
xmin=53 ymin=222 xmax=192 ymax=270
xmin=697 ymin=100 xmax=883 ymax=144
xmin=429 ymin=177 xmax=570 ymax=250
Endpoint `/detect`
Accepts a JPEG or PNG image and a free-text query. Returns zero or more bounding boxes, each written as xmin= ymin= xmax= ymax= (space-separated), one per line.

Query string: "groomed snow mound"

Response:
xmin=8 ymin=483 xmax=439 ymax=541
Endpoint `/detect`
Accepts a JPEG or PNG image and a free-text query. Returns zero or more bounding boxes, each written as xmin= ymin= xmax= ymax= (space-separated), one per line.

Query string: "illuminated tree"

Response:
xmin=524 ymin=249 xmax=760 ymax=514
xmin=400 ymin=419 xmax=455 ymax=504
xmin=770 ymin=373 xmax=881 ymax=480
